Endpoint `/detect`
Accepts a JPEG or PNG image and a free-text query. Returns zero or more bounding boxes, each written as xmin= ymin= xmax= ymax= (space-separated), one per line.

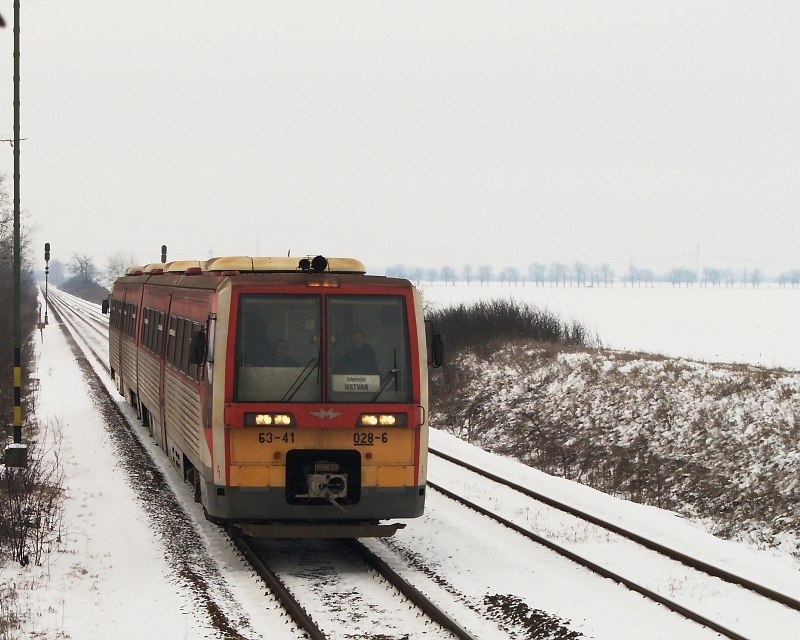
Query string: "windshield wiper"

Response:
xmin=282 ymin=358 xmax=319 ymax=402
xmin=370 ymin=348 xmax=398 ymax=403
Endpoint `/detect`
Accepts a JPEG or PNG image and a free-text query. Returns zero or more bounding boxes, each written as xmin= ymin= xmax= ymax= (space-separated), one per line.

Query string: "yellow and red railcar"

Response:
xmin=107 ymin=255 xmax=441 ymax=537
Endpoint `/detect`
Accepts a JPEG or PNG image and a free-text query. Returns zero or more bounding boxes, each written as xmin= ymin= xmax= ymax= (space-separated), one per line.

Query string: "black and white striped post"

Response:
xmin=5 ymin=0 xmax=27 ymax=468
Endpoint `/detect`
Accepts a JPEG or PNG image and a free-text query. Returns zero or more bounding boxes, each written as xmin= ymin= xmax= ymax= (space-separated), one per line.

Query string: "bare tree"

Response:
xmin=106 ymin=250 xmax=138 ymax=287
xmin=426 ymin=268 xmax=439 ymax=285
xmin=528 ymin=262 xmax=546 ymax=287
xmin=573 ymin=262 xmax=587 ymax=287
xmin=409 ymin=267 xmax=423 ymax=285
xmin=549 ymin=262 xmax=567 ymax=286
xmin=478 ymin=265 xmax=493 ymax=286
xmin=750 ymin=268 xmax=763 ymax=288
xmin=598 ymin=263 xmax=614 ymax=287
xmin=69 ymin=254 xmax=100 ymax=285
xmin=462 ymin=264 xmax=473 ymax=286
xmin=441 ymin=265 xmax=456 ymax=286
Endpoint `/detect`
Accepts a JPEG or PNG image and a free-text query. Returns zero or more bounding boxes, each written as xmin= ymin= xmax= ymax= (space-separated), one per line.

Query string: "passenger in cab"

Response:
xmin=272 ymin=339 xmax=300 ymax=367
xmin=335 ymin=329 xmax=379 ymax=375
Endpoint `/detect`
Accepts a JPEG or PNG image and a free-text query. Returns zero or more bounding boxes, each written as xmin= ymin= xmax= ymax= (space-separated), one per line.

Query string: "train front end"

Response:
xmin=203 ymin=258 xmax=430 ymax=537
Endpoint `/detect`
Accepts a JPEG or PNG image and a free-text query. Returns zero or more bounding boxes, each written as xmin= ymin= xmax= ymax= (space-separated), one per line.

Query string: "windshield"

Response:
xmin=234 ymin=295 xmax=321 ymax=402
xmin=326 ymin=296 xmax=411 ymax=403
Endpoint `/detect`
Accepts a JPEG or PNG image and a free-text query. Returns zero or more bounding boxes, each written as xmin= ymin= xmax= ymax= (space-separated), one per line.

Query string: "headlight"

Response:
xmin=244 ymin=413 xmax=297 ymax=427
xmin=357 ymin=413 xmax=407 ymax=427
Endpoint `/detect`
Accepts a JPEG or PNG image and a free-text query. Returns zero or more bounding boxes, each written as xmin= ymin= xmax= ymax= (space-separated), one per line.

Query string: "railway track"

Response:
xmin=430 ymin=447 xmax=800 ymax=612
xmin=428 ymin=449 xmax=800 ymax=640
xmin=232 ymin=532 xmax=477 ymax=640
xmin=45 ymin=288 xmax=110 ymax=373
xmin=47 ymin=288 xmax=480 ymax=639
xmin=50 ymin=287 xmax=800 ymax=639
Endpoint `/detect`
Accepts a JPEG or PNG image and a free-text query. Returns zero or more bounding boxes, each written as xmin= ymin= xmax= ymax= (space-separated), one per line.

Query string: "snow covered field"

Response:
xmin=421 ymin=282 xmax=800 ymax=370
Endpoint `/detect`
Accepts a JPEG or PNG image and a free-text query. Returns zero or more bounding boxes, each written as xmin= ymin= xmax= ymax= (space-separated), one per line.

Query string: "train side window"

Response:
xmin=173 ymin=318 xmax=186 ymax=371
xmin=155 ymin=312 xmax=165 ymax=354
xmin=142 ymin=308 xmax=151 ymax=350
xmin=188 ymin=321 xmax=200 ymax=379
xmin=125 ymin=303 xmax=133 ymax=337
xmin=168 ymin=316 xmax=178 ymax=365
xmin=148 ymin=309 xmax=156 ymax=351
xmin=180 ymin=319 xmax=192 ymax=375
xmin=130 ymin=304 xmax=138 ymax=339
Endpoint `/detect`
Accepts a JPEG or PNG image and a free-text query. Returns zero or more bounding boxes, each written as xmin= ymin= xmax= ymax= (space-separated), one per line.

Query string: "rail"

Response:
xmin=429 ymin=447 xmax=800 ymax=612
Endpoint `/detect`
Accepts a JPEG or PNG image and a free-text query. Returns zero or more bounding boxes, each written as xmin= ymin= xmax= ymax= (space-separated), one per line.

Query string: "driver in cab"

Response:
xmin=335 ymin=329 xmax=378 ymax=375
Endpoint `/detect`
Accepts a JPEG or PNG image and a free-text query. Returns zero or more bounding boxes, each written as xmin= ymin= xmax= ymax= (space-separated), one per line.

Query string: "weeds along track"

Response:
xmin=232 ymin=533 xmax=477 ymax=640
xmin=429 ymin=448 xmax=800 ymax=640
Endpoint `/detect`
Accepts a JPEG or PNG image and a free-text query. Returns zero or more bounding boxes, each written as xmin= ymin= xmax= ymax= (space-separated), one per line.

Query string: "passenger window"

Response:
xmin=168 ymin=316 xmax=178 ymax=365
xmin=180 ymin=319 xmax=192 ymax=375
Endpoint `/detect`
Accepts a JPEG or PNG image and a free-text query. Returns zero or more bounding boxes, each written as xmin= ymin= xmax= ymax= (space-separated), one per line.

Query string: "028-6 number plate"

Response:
xmin=353 ymin=431 xmax=388 ymax=447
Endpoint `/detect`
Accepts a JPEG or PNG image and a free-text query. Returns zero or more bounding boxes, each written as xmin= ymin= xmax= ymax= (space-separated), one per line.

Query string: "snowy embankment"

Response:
xmin=431 ymin=343 xmax=800 ymax=556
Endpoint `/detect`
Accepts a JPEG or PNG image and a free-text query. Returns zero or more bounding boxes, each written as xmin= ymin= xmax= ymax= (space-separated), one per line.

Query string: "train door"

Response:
xmin=156 ymin=294 xmax=173 ymax=452
xmin=116 ymin=288 xmax=128 ymax=397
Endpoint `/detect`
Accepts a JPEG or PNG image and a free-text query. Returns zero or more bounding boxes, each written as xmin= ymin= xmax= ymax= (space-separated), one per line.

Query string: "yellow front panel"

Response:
xmin=376 ymin=465 xmax=414 ymax=487
xmin=228 ymin=428 xmax=418 ymax=487
xmin=230 ymin=465 xmax=271 ymax=486
xmin=269 ymin=466 xmax=285 ymax=487
xmin=324 ymin=428 xmax=415 ymax=464
xmin=230 ymin=428 xmax=322 ymax=464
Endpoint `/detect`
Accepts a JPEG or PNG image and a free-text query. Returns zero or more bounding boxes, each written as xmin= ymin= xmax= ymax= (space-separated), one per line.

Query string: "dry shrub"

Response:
xmin=0 ymin=421 xmax=65 ymax=567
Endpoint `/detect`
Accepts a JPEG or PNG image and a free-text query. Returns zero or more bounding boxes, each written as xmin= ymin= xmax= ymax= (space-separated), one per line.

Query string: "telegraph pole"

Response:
xmin=5 ymin=0 xmax=27 ymax=467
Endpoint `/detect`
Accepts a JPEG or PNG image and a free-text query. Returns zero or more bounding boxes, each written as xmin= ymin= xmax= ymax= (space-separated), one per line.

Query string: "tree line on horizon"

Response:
xmin=383 ymin=262 xmax=800 ymax=288
xmin=37 ymin=253 xmax=800 ymax=292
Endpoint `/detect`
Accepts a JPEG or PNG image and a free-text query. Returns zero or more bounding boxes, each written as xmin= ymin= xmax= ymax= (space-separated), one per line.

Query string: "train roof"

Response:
xmin=125 ymin=256 xmax=366 ymax=276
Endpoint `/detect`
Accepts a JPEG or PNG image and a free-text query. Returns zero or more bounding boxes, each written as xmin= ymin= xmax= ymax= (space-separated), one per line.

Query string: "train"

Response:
xmin=104 ymin=255 xmax=442 ymax=537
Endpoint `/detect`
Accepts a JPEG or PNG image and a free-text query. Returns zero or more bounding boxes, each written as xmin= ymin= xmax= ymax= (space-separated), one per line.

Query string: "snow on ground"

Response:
xmin=6 ymin=288 xmax=800 ymax=639
xmin=0 ymin=299 xmax=294 ymax=639
xmin=426 ymin=428 xmax=800 ymax=639
xmin=421 ymin=282 xmax=800 ymax=370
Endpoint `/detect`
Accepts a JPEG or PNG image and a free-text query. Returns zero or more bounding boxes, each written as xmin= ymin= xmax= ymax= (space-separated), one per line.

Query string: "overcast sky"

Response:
xmin=0 ymin=2 xmax=796 ymax=274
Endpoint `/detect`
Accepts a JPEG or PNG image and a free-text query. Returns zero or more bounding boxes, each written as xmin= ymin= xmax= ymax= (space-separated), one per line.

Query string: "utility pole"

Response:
xmin=5 ymin=0 xmax=27 ymax=467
